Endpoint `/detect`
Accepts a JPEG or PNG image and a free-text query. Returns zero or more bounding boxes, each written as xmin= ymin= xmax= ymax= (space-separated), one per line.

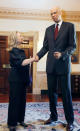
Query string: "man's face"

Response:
xmin=50 ymin=7 xmax=61 ymax=23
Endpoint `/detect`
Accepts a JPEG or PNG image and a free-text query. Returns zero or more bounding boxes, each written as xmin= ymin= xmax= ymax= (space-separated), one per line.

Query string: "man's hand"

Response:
xmin=34 ymin=55 xmax=39 ymax=62
xmin=53 ymin=52 xmax=61 ymax=59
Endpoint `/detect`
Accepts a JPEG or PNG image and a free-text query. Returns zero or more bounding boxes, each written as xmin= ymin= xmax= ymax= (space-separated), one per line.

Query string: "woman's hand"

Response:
xmin=22 ymin=57 xmax=35 ymax=66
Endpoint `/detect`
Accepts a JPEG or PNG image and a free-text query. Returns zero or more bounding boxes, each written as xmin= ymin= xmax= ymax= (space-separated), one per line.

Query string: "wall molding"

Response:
xmin=0 ymin=7 xmax=50 ymax=20
xmin=0 ymin=7 xmax=80 ymax=22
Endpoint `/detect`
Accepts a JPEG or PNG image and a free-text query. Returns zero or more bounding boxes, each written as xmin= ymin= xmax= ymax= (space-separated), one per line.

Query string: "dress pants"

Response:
xmin=7 ymin=82 xmax=26 ymax=126
xmin=47 ymin=73 xmax=74 ymax=124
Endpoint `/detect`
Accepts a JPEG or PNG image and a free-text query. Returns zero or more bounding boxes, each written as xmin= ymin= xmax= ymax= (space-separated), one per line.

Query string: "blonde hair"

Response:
xmin=7 ymin=31 xmax=20 ymax=51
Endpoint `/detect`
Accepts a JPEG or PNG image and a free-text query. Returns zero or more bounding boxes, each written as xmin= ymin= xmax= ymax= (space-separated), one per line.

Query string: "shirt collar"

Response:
xmin=55 ymin=20 xmax=63 ymax=28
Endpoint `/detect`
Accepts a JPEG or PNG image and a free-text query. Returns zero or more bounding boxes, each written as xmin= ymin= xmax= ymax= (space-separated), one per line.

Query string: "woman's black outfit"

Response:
xmin=7 ymin=47 xmax=30 ymax=127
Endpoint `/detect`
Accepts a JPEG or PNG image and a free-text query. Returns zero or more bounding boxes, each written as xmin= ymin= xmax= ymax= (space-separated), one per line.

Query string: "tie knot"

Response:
xmin=56 ymin=24 xmax=58 ymax=28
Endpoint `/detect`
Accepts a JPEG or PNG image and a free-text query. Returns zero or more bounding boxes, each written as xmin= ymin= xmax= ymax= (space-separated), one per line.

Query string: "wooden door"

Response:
xmin=0 ymin=36 xmax=10 ymax=94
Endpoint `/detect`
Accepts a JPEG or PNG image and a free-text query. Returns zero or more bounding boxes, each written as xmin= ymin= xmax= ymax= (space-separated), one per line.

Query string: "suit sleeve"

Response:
xmin=9 ymin=49 xmax=26 ymax=68
xmin=37 ymin=29 xmax=49 ymax=59
xmin=61 ymin=24 xmax=76 ymax=60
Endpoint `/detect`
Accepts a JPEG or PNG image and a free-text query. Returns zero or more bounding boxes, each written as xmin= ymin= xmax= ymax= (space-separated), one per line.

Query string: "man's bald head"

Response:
xmin=50 ymin=7 xmax=62 ymax=23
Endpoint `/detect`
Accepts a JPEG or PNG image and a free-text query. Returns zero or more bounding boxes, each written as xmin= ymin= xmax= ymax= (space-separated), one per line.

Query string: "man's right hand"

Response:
xmin=34 ymin=55 xmax=39 ymax=62
xmin=53 ymin=52 xmax=61 ymax=59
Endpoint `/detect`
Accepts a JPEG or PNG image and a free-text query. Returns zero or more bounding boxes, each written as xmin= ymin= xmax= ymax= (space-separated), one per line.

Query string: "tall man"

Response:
xmin=35 ymin=7 xmax=76 ymax=131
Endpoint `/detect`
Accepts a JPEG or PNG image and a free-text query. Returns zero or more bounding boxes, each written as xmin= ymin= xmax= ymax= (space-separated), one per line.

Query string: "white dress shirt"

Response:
xmin=55 ymin=20 xmax=63 ymax=31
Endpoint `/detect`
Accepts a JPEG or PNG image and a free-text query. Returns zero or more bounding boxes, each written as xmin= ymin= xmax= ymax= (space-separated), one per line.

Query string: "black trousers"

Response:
xmin=47 ymin=73 xmax=74 ymax=124
xmin=7 ymin=82 xmax=27 ymax=126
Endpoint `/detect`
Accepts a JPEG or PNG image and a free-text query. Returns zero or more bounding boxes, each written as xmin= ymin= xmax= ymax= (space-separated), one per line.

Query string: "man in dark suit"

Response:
xmin=35 ymin=7 xmax=76 ymax=131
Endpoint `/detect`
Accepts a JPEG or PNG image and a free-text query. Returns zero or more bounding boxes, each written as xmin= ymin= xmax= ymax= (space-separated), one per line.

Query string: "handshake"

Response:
xmin=22 ymin=55 xmax=39 ymax=66
xmin=31 ymin=55 xmax=39 ymax=62
xmin=22 ymin=52 xmax=62 ymax=66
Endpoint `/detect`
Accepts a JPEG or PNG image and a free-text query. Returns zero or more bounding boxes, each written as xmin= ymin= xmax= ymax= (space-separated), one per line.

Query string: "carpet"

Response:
xmin=0 ymin=102 xmax=80 ymax=131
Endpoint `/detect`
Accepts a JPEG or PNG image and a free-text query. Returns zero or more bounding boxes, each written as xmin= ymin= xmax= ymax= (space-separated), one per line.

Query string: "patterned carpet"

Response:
xmin=0 ymin=102 xmax=80 ymax=131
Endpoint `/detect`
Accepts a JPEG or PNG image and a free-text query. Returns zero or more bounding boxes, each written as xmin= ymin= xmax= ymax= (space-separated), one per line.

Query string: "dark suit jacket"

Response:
xmin=8 ymin=47 xmax=30 ymax=86
xmin=37 ymin=21 xmax=76 ymax=74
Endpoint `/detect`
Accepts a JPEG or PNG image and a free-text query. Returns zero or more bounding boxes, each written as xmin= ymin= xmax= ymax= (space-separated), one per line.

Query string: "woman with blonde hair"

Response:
xmin=7 ymin=31 xmax=35 ymax=131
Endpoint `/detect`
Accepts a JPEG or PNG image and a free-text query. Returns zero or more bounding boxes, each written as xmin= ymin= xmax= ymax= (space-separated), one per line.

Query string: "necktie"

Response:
xmin=54 ymin=24 xmax=58 ymax=40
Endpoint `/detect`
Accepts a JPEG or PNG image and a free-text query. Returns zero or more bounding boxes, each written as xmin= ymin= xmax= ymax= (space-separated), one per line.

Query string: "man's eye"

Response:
xmin=54 ymin=12 xmax=56 ymax=14
xmin=51 ymin=12 xmax=56 ymax=15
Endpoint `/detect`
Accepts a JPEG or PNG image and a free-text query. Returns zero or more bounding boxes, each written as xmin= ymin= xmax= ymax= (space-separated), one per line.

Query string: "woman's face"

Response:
xmin=16 ymin=32 xmax=23 ymax=44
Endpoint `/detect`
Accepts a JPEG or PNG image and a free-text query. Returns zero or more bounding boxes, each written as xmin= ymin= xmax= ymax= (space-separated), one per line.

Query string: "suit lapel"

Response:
xmin=50 ymin=24 xmax=55 ymax=42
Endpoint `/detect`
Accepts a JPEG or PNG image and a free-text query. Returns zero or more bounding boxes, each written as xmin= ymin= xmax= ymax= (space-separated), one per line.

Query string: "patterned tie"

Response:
xmin=54 ymin=24 xmax=58 ymax=40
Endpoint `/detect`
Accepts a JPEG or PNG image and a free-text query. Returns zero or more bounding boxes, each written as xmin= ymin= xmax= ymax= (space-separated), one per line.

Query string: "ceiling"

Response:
xmin=0 ymin=0 xmax=80 ymax=11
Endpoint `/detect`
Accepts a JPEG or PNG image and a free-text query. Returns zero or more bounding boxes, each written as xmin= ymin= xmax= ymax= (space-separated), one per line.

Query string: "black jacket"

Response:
xmin=8 ymin=47 xmax=30 ymax=86
xmin=37 ymin=22 xmax=76 ymax=74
